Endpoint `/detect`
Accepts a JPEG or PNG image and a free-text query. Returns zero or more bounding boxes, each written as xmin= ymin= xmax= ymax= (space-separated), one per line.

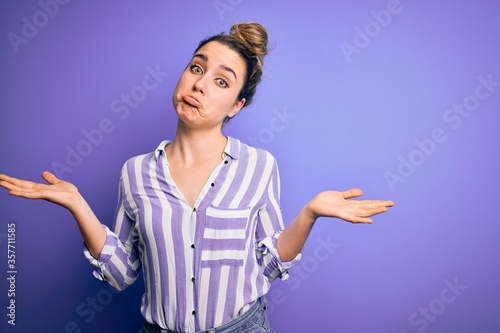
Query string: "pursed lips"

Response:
xmin=183 ymin=95 xmax=202 ymax=108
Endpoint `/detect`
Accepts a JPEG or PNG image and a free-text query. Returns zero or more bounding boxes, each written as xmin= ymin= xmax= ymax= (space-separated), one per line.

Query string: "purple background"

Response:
xmin=1 ymin=1 xmax=499 ymax=332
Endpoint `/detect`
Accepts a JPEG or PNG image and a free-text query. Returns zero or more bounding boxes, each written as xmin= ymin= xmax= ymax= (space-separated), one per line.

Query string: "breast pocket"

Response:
xmin=201 ymin=206 xmax=251 ymax=268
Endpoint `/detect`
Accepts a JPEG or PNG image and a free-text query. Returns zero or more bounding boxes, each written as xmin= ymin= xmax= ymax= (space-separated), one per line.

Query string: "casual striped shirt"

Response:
xmin=83 ymin=137 xmax=300 ymax=332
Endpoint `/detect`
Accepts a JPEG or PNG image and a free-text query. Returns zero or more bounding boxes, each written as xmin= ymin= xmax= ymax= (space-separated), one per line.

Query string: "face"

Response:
xmin=172 ymin=41 xmax=247 ymax=130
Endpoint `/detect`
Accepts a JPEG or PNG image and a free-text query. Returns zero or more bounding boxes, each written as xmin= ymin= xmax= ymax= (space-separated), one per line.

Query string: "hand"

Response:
xmin=305 ymin=188 xmax=394 ymax=224
xmin=0 ymin=171 xmax=81 ymax=212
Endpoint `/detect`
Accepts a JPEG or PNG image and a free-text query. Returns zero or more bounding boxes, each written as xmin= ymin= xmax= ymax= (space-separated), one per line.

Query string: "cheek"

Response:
xmin=213 ymin=91 xmax=239 ymax=111
xmin=173 ymin=75 xmax=191 ymax=103
xmin=175 ymin=73 xmax=188 ymax=91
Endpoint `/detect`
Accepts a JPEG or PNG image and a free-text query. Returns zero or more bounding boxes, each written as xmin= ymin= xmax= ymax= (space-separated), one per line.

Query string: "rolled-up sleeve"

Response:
xmin=82 ymin=172 xmax=142 ymax=291
xmin=256 ymin=157 xmax=301 ymax=281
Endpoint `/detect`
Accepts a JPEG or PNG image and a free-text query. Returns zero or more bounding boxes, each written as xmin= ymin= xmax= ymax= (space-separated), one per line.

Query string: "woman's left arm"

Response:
xmin=276 ymin=189 xmax=394 ymax=261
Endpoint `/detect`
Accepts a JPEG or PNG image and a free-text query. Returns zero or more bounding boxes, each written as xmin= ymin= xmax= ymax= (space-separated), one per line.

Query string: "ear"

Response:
xmin=228 ymin=98 xmax=246 ymax=118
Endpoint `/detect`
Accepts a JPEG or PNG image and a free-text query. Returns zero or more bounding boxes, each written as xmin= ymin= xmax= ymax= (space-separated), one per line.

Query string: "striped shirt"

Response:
xmin=83 ymin=137 xmax=300 ymax=332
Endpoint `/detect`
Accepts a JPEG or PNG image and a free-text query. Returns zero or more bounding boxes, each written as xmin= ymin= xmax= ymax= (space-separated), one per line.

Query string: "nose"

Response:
xmin=193 ymin=75 xmax=207 ymax=95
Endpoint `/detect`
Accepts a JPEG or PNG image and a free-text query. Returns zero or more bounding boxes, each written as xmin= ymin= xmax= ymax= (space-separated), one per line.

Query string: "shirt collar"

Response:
xmin=154 ymin=140 xmax=171 ymax=161
xmin=224 ymin=136 xmax=239 ymax=160
xmin=154 ymin=137 xmax=240 ymax=161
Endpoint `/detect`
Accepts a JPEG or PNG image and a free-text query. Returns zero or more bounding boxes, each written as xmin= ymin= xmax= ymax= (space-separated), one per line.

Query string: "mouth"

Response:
xmin=182 ymin=95 xmax=202 ymax=108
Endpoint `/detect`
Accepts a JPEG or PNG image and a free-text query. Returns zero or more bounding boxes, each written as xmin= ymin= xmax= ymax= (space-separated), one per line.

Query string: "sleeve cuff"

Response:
xmin=257 ymin=231 xmax=302 ymax=281
xmin=82 ymin=225 xmax=119 ymax=281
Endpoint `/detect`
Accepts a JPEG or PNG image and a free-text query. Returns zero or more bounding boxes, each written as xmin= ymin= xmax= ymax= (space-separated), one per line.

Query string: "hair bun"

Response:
xmin=229 ymin=22 xmax=268 ymax=61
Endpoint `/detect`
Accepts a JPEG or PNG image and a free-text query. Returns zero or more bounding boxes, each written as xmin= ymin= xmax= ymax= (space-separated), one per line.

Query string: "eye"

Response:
xmin=215 ymin=78 xmax=229 ymax=88
xmin=190 ymin=64 xmax=203 ymax=74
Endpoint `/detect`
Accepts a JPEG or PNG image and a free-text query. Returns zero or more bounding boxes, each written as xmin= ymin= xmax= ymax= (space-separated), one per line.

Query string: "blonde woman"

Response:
xmin=0 ymin=22 xmax=394 ymax=333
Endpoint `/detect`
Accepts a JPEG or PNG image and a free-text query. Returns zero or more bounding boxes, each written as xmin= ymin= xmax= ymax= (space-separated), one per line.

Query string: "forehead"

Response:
xmin=194 ymin=41 xmax=247 ymax=79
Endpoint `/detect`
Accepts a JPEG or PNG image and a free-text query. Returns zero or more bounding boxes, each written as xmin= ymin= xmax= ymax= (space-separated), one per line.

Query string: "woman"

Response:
xmin=0 ymin=22 xmax=394 ymax=333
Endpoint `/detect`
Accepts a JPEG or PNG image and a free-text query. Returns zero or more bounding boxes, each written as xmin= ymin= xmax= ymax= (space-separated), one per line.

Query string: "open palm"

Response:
xmin=0 ymin=171 xmax=80 ymax=212
xmin=307 ymin=188 xmax=394 ymax=223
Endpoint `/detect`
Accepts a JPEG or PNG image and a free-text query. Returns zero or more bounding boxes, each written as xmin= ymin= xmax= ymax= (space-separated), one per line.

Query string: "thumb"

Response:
xmin=342 ymin=188 xmax=363 ymax=199
xmin=42 ymin=171 xmax=60 ymax=185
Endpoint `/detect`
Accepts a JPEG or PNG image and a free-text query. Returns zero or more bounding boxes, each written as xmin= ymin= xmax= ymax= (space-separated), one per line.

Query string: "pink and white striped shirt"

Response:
xmin=83 ymin=137 xmax=300 ymax=332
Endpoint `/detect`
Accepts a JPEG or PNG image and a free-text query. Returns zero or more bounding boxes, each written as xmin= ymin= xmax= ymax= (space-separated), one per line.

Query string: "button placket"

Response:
xmin=189 ymin=206 xmax=197 ymax=318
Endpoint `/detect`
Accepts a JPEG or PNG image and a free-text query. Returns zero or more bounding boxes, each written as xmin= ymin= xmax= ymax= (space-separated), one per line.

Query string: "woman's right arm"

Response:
xmin=0 ymin=171 xmax=106 ymax=259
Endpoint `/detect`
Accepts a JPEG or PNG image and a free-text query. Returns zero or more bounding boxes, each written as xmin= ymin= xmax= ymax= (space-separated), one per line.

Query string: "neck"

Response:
xmin=167 ymin=120 xmax=227 ymax=164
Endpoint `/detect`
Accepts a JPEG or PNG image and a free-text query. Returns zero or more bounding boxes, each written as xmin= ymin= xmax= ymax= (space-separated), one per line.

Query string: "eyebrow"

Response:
xmin=193 ymin=53 xmax=237 ymax=80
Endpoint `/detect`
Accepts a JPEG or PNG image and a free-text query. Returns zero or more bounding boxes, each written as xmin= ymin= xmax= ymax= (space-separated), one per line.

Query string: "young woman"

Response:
xmin=0 ymin=22 xmax=394 ymax=333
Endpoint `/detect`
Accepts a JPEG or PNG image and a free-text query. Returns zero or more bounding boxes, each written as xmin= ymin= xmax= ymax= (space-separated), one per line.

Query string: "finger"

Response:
xmin=0 ymin=174 xmax=36 ymax=189
xmin=342 ymin=188 xmax=363 ymax=199
xmin=368 ymin=200 xmax=395 ymax=207
xmin=342 ymin=213 xmax=373 ymax=224
xmin=0 ymin=178 xmax=32 ymax=192
xmin=0 ymin=174 xmax=19 ymax=186
xmin=365 ymin=207 xmax=388 ymax=217
xmin=42 ymin=171 xmax=59 ymax=185
xmin=359 ymin=203 xmax=392 ymax=218
xmin=375 ymin=200 xmax=394 ymax=207
xmin=0 ymin=180 xmax=20 ymax=192
xmin=363 ymin=200 xmax=394 ymax=207
xmin=357 ymin=217 xmax=373 ymax=224
xmin=8 ymin=188 xmax=46 ymax=199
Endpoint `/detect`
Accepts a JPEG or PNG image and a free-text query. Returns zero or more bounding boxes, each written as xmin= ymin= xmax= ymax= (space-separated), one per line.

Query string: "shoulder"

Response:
xmin=231 ymin=137 xmax=278 ymax=175
xmin=231 ymin=137 xmax=277 ymax=164
xmin=121 ymin=140 xmax=170 ymax=175
xmin=122 ymin=152 xmax=153 ymax=169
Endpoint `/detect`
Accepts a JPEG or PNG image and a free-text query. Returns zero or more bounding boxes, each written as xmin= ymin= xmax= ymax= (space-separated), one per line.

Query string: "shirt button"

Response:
xmin=192 ymin=207 xmax=196 ymax=212
xmin=192 ymin=310 xmax=196 ymax=315
xmin=224 ymin=160 xmax=228 ymax=164
xmin=191 ymin=277 xmax=195 ymax=282
xmin=191 ymin=244 xmax=195 ymax=249
xmin=210 ymin=183 xmax=215 ymax=187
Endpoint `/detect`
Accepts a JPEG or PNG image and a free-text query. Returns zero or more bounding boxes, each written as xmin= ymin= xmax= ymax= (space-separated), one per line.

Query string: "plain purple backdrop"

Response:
xmin=1 ymin=1 xmax=499 ymax=332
